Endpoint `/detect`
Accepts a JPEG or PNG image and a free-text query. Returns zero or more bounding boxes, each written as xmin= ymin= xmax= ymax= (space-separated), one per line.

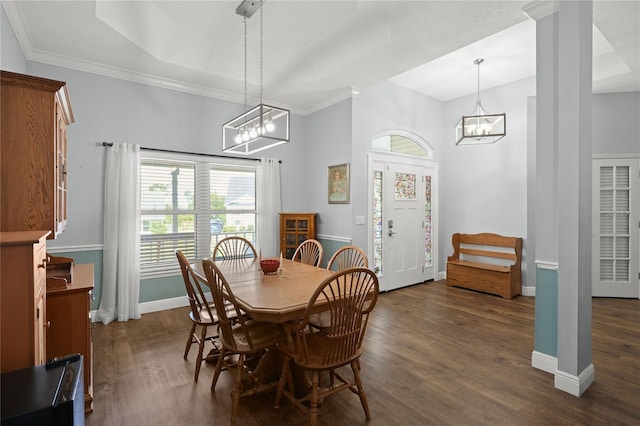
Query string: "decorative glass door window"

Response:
xmin=395 ymin=173 xmax=416 ymax=200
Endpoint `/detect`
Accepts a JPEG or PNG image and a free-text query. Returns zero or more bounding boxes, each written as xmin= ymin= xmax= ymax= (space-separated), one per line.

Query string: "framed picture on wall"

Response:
xmin=328 ymin=163 xmax=350 ymax=204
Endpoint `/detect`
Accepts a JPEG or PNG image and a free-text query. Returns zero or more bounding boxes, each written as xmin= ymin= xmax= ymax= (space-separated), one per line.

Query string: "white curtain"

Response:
xmin=96 ymin=143 xmax=141 ymax=324
xmin=256 ymin=158 xmax=281 ymax=257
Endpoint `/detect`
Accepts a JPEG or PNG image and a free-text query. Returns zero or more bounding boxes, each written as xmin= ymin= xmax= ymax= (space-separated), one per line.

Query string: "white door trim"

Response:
xmin=367 ymin=152 xmax=439 ymax=291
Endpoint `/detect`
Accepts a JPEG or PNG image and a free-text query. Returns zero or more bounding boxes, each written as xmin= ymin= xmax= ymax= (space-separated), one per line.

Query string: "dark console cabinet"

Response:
xmin=1 ymin=357 xmax=84 ymax=426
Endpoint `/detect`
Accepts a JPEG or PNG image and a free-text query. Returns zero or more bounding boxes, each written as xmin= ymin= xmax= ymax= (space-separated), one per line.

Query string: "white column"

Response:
xmin=556 ymin=0 xmax=594 ymax=396
xmin=524 ymin=0 xmax=594 ymax=396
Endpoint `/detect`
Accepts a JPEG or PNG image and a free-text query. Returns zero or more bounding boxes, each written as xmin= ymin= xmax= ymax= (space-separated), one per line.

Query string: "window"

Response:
xmin=140 ymin=154 xmax=256 ymax=277
xmin=372 ymin=134 xmax=432 ymax=158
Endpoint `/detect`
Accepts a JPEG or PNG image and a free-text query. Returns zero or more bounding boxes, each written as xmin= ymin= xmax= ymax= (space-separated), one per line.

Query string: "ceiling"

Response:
xmin=3 ymin=1 xmax=638 ymax=116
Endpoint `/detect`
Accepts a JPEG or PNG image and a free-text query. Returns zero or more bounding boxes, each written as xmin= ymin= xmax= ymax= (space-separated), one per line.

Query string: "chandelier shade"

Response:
xmin=222 ymin=103 xmax=290 ymax=154
xmin=223 ymin=0 xmax=290 ymax=155
xmin=455 ymin=58 xmax=506 ymax=145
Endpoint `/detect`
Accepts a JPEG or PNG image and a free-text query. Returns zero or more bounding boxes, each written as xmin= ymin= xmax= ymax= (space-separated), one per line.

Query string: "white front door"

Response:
xmin=369 ymin=154 xmax=437 ymax=292
xmin=592 ymin=157 xmax=640 ymax=298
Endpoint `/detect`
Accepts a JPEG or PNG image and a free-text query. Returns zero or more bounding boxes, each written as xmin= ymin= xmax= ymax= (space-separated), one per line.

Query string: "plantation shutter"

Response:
xmin=592 ymin=157 xmax=639 ymax=298
xmin=140 ymin=159 xmax=196 ymax=272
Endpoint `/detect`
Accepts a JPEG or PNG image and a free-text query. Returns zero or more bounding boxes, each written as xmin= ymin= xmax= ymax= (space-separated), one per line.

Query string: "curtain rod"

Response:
xmin=101 ymin=142 xmax=281 ymax=163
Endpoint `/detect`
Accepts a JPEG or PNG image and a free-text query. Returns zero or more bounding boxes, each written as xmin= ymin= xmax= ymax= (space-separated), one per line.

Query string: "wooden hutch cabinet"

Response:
xmin=0 ymin=231 xmax=51 ymax=373
xmin=279 ymin=213 xmax=317 ymax=259
xmin=0 ymin=71 xmax=93 ymax=412
xmin=0 ymin=70 xmax=74 ymax=239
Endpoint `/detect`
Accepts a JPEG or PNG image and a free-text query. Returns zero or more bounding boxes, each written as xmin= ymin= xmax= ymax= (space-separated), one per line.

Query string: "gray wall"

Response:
xmin=26 ymin=62 xmax=247 ymax=248
xmin=442 ymin=76 xmax=534 ymax=281
xmin=2 ymin=9 xmax=638 ymax=307
xmin=281 ymin=99 xmax=354 ymax=238
xmin=352 ymin=80 xmax=446 ymax=255
xmin=592 ymin=92 xmax=640 ymax=155
xmin=1 ymin=6 xmax=26 ymax=73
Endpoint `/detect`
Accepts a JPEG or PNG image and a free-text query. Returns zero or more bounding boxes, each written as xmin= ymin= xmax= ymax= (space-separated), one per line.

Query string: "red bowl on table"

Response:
xmin=260 ymin=259 xmax=280 ymax=274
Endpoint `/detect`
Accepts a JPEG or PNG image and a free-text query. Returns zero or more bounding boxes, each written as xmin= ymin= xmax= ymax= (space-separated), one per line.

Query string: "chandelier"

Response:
xmin=222 ymin=0 xmax=290 ymax=155
xmin=455 ymin=58 xmax=506 ymax=145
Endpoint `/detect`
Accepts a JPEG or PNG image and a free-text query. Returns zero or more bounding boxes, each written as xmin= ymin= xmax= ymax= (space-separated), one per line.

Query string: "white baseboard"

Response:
xmin=522 ymin=285 xmax=535 ymax=296
xmin=91 ymin=295 xmax=196 ymax=322
xmin=138 ymin=296 xmax=190 ymax=315
xmin=555 ymin=364 xmax=595 ymax=397
xmin=531 ymin=350 xmax=557 ymax=374
xmin=532 ymin=352 xmax=596 ymax=397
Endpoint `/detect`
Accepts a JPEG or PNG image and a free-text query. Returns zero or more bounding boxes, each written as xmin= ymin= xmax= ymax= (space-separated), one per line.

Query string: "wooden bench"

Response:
xmin=446 ymin=233 xmax=523 ymax=299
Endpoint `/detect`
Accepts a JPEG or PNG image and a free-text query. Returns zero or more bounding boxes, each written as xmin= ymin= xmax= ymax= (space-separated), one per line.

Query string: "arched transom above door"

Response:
xmin=371 ymin=131 xmax=433 ymax=159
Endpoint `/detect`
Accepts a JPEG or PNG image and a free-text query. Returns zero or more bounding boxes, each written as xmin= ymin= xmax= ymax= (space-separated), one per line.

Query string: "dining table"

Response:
xmin=190 ymin=257 xmax=335 ymax=324
xmin=191 ymin=256 xmax=370 ymax=398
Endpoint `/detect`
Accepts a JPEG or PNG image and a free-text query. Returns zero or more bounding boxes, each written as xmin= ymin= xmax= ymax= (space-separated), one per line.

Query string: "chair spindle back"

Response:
xmin=213 ymin=236 xmax=257 ymax=260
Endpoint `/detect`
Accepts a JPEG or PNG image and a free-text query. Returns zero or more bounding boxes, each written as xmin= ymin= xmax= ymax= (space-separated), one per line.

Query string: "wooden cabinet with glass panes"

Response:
xmin=0 ymin=70 xmax=73 ymax=238
xmin=279 ymin=213 xmax=317 ymax=259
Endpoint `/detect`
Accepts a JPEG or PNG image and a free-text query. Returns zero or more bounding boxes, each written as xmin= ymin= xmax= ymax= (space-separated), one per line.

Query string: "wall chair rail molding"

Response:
xmin=46 ymin=244 xmax=104 ymax=254
xmin=535 ymin=260 xmax=559 ymax=270
xmin=316 ymin=234 xmax=352 ymax=244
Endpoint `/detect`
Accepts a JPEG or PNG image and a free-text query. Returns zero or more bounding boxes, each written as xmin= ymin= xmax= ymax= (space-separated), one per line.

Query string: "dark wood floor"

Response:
xmin=87 ymin=280 xmax=639 ymax=425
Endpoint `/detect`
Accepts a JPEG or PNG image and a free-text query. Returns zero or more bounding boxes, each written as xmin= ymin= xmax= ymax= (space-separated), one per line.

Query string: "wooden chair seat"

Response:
xmin=278 ymin=329 xmax=363 ymax=370
xmin=223 ymin=320 xmax=285 ymax=355
xmin=190 ymin=302 xmax=237 ymax=326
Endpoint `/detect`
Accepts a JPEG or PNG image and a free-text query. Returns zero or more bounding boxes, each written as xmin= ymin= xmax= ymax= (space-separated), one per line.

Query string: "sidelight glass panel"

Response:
xmin=424 ymin=176 xmax=432 ymax=267
xmin=373 ymin=171 xmax=383 ymax=275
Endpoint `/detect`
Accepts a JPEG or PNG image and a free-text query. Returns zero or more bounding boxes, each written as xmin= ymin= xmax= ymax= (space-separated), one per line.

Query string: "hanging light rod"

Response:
xmin=236 ymin=0 xmax=262 ymax=18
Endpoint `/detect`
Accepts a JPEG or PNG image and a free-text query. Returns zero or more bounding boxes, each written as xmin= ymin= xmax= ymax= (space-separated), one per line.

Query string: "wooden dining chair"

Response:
xmin=201 ymin=259 xmax=285 ymax=426
xmin=212 ymin=236 xmax=257 ymax=260
xmin=274 ymin=267 xmax=379 ymax=426
xmin=176 ymin=250 xmax=226 ymax=382
xmin=326 ymin=245 xmax=368 ymax=271
xmin=292 ymin=239 xmax=323 ymax=267
xmin=308 ymin=245 xmax=369 ymax=330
